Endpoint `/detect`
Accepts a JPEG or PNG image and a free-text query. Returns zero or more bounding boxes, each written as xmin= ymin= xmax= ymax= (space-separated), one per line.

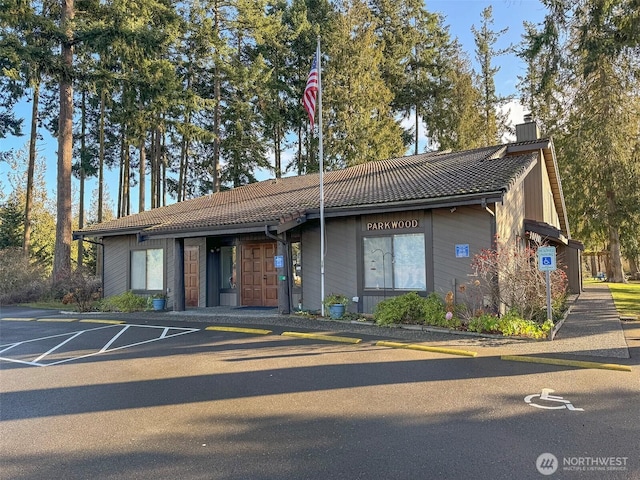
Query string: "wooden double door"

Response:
xmin=241 ymin=242 xmax=278 ymax=307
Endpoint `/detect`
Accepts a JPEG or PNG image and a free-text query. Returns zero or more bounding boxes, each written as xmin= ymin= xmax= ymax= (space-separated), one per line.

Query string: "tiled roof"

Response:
xmin=78 ymin=141 xmax=540 ymax=237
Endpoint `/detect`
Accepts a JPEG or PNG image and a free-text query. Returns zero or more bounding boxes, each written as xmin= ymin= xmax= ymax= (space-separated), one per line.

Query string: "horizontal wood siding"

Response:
xmin=432 ymin=207 xmax=492 ymax=300
xmin=302 ymin=218 xmax=357 ymax=312
xmin=302 ymin=225 xmax=321 ymax=311
xmin=102 ymin=235 xmax=134 ymax=298
xmin=103 ymin=236 xmax=169 ymax=304
xmin=539 ymin=157 xmax=561 ymax=229
xmin=524 ymin=153 xmax=543 ymax=222
xmin=325 ymin=217 xmax=358 ymax=312
xmin=220 ymin=293 xmax=237 ymax=306
xmin=496 ymin=181 xmax=525 ymax=245
xmin=523 ymin=151 xmax=561 ymax=229
xmin=363 ymin=294 xmax=387 ymax=314
xmin=165 ymin=240 xmax=174 ymax=309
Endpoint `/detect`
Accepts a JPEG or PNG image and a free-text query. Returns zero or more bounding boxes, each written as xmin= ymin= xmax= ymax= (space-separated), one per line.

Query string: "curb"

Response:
xmin=549 ymin=304 xmax=573 ymax=341
xmin=501 ymin=355 xmax=632 ymax=372
xmin=376 ymin=341 xmax=478 ymax=357
xmin=282 ymin=332 xmax=362 ymax=344
xmin=37 ymin=318 xmax=78 ymax=323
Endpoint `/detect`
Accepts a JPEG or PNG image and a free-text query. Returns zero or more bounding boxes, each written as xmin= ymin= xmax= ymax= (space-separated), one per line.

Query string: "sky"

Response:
xmin=0 ymin=0 xmax=547 ymax=215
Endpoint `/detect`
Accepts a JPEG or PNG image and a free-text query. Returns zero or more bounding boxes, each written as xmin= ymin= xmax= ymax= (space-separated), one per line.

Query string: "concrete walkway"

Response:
xmin=549 ymin=283 xmax=630 ymax=358
xmin=164 ymin=284 xmax=631 ymax=360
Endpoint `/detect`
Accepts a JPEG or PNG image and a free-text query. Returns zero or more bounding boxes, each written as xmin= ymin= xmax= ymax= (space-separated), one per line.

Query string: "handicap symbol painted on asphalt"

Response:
xmin=524 ymin=388 xmax=584 ymax=411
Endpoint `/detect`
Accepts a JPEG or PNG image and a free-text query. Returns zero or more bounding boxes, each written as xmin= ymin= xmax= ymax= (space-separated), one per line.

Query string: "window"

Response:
xmin=291 ymin=242 xmax=302 ymax=288
xmin=220 ymin=246 xmax=236 ymax=289
xmin=131 ymin=248 xmax=163 ymax=290
xmin=364 ymin=234 xmax=425 ymax=291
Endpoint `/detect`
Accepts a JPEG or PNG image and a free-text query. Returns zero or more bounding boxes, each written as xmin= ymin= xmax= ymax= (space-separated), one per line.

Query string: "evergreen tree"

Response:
xmin=524 ymin=0 xmax=640 ymax=282
xmin=370 ymin=0 xmax=452 ymax=154
xmin=0 ymin=198 xmax=24 ymax=249
xmin=323 ymin=0 xmax=404 ymax=168
xmin=471 ymin=6 xmax=510 ymax=145
xmin=53 ymin=0 xmax=74 ymax=281
xmin=219 ymin=0 xmax=274 ymax=187
xmin=428 ymin=43 xmax=485 ymax=151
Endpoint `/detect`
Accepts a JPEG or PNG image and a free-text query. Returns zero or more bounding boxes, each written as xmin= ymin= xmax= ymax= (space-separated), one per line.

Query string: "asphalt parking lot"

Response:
xmin=1 ymin=307 xmax=638 ymax=480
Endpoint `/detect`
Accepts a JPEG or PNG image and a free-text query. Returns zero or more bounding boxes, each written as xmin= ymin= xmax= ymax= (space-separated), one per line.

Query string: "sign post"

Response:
xmin=537 ymin=246 xmax=557 ymax=323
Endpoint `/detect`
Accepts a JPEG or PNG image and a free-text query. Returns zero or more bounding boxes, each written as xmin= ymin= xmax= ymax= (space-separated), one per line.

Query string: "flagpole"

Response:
xmin=317 ymin=36 xmax=325 ymax=317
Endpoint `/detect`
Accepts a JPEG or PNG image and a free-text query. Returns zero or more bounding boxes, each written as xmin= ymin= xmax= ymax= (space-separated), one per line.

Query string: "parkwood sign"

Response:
xmin=367 ymin=219 xmax=419 ymax=231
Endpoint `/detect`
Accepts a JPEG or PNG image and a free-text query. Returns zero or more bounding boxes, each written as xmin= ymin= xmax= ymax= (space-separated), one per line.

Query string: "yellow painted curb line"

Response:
xmin=37 ymin=318 xmax=77 ymax=323
xmin=282 ymin=332 xmax=362 ymax=344
xmin=79 ymin=319 xmax=125 ymax=325
xmin=376 ymin=341 xmax=477 ymax=357
xmin=0 ymin=318 xmax=35 ymax=321
xmin=206 ymin=326 xmax=272 ymax=335
xmin=501 ymin=355 xmax=632 ymax=372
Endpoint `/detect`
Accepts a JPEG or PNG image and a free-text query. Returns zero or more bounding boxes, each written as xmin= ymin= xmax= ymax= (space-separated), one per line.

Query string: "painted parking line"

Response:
xmin=0 ymin=318 xmax=36 ymax=321
xmin=281 ymin=332 xmax=362 ymax=344
xmin=376 ymin=341 xmax=478 ymax=357
xmin=206 ymin=326 xmax=272 ymax=335
xmin=0 ymin=324 xmax=200 ymax=367
xmin=501 ymin=355 xmax=632 ymax=372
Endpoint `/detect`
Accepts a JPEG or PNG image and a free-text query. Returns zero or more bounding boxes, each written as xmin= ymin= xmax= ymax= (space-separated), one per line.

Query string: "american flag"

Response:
xmin=303 ymin=53 xmax=318 ymax=128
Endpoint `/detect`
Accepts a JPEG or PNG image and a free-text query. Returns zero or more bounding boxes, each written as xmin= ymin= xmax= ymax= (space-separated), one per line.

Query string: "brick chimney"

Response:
xmin=515 ymin=113 xmax=541 ymax=142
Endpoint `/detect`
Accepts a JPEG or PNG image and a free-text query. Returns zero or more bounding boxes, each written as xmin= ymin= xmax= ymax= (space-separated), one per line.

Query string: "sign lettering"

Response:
xmin=366 ymin=219 xmax=419 ymax=231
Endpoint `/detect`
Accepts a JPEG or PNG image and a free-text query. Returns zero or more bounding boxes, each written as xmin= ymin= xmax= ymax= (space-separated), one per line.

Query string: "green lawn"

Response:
xmin=607 ymin=281 xmax=640 ymax=318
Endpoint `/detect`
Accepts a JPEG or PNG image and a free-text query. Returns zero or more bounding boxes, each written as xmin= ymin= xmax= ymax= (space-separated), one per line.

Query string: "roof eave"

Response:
xmin=138 ymin=221 xmax=281 ymax=240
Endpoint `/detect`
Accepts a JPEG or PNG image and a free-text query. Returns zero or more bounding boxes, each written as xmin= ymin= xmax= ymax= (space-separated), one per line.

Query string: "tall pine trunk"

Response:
xmin=23 ymin=79 xmax=39 ymax=257
xmin=138 ymin=136 xmax=146 ymax=212
xmin=77 ymin=90 xmax=87 ymax=268
xmin=98 ymin=89 xmax=105 ymax=223
xmin=53 ymin=0 xmax=74 ymax=281
xmin=606 ymin=192 xmax=626 ymax=283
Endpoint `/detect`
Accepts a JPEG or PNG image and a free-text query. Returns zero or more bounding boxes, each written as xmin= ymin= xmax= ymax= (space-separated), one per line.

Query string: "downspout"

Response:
xmin=265 ymin=225 xmax=292 ymax=314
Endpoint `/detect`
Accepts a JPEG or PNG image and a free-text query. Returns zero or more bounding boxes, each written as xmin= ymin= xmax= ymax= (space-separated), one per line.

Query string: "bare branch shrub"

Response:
xmin=0 ymin=248 xmax=48 ymax=304
xmin=56 ymin=268 xmax=103 ymax=312
xmin=466 ymin=239 xmax=568 ymax=322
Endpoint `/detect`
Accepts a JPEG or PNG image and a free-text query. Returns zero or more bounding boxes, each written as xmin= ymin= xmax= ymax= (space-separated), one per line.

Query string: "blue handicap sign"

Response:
xmin=538 ymin=247 xmax=557 ymax=271
xmin=274 ymin=255 xmax=284 ymax=268
xmin=455 ymin=244 xmax=470 ymax=258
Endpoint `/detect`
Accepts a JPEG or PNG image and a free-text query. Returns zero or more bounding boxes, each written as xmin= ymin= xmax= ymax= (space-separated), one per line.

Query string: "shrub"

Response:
xmin=470 ymin=238 xmax=568 ymax=322
xmin=323 ymin=293 xmax=350 ymax=307
xmin=468 ymin=310 xmax=553 ymax=339
xmin=423 ymin=293 xmax=462 ymax=329
xmin=98 ymin=291 xmax=147 ymax=312
xmin=58 ymin=268 xmax=102 ymax=312
xmin=423 ymin=292 xmax=447 ymax=325
xmin=374 ymin=292 xmax=428 ymax=326
xmin=0 ymin=247 xmax=48 ymax=304
xmin=468 ymin=313 xmax=501 ymax=334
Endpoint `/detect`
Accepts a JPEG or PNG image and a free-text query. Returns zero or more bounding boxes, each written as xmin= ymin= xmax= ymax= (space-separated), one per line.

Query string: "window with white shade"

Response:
xmin=131 ymin=249 xmax=163 ymax=290
xmin=364 ymin=234 xmax=426 ymax=291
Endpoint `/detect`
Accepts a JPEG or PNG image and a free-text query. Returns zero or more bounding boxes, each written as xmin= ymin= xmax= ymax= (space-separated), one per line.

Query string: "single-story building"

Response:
xmin=75 ymin=118 xmax=583 ymax=314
